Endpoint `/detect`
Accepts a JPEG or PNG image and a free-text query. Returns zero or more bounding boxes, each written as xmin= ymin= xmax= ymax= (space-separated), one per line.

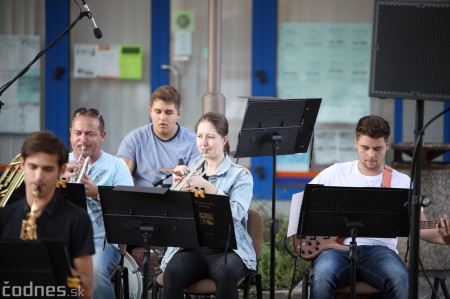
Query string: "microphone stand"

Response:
xmin=409 ymin=99 xmax=424 ymax=299
xmin=0 ymin=11 xmax=93 ymax=113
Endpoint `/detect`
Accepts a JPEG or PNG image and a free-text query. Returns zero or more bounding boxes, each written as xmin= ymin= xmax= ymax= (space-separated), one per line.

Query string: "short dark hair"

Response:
xmin=72 ymin=107 xmax=105 ymax=133
xmin=356 ymin=115 xmax=391 ymax=142
xmin=151 ymin=85 xmax=181 ymax=110
xmin=195 ymin=111 xmax=230 ymax=155
xmin=21 ymin=131 xmax=68 ymax=167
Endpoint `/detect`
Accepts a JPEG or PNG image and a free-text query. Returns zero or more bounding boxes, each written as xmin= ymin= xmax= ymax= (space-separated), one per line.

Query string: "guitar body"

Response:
xmin=293 ymin=220 xmax=439 ymax=261
xmin=293 ymin=235 xmax=349 ymax=261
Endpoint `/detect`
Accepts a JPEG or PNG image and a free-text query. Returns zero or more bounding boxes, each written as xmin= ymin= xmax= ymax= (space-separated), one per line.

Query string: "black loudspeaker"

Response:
xmin=369 ymin=0 xmax=450 ymax=102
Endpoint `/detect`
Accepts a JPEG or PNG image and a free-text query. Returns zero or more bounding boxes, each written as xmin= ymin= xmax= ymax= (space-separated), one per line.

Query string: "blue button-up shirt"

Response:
xmin=160 ymin=154 xmax=257 ymax=271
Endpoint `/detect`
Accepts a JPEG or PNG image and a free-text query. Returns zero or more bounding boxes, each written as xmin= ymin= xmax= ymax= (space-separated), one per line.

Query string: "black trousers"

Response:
xmin=162 ymin=249 xmax=249 ymax=299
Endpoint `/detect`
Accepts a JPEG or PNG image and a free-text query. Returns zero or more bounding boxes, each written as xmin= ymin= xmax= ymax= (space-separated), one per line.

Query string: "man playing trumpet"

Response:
xmin=62 ymin=107 xmax=134 ymax=299
xmin=0 ymin=131 xmax=95 ymax=298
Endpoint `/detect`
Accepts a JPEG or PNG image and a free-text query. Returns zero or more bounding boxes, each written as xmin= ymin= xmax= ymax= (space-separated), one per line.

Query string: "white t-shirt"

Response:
xmin=309 ymin=160 xmax=411 ymax=253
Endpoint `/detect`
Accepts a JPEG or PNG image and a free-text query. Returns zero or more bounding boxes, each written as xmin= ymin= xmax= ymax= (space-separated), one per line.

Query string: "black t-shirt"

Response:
xmin=0 ymin=193 xmax=95 ymax=260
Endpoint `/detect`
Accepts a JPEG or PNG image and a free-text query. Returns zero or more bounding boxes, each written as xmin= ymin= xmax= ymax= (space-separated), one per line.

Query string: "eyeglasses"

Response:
xmin=73 ymin=107 xmax=101 ymax=117
xmin=73 ymin=107 xmax=105 ymax=131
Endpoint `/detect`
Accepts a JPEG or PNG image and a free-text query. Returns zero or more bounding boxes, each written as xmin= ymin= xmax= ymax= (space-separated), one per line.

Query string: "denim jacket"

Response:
xmin=160 ymin=154 xmax=257 ymax=271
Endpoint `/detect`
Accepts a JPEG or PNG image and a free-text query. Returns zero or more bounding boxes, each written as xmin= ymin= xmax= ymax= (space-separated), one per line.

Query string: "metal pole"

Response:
xmin=409 ymin=99 xmax=424 ymax=299
xmin=202 ymin=0 xmax=225 ymax=114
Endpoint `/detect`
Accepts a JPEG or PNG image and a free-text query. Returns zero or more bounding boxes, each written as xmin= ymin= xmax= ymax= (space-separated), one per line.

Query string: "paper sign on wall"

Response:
xmin=74 ymin=44 xmax=142 ymax=79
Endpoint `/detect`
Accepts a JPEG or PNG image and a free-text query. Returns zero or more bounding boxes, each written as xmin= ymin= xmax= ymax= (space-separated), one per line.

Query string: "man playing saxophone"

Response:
xmin=62 ymin=107 xmax=134 ymax=299
xmin=0 ymin=131 xmax=95 ymax=298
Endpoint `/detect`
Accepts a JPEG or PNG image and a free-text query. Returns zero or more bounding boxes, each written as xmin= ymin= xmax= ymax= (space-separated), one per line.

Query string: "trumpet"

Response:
xmin=170 ymin=150 xmax=206 ymax=191
xmin=70 ymin=145 xmax=91 ymax=184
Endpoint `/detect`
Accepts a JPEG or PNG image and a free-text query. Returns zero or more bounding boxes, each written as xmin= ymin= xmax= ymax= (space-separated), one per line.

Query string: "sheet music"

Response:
xmin=287 ymin=191 xmax=304 ymax=237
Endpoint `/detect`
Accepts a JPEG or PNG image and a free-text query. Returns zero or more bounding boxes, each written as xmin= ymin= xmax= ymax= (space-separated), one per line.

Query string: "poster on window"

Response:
xmin=0 ymin=35 xmax=40 ymax=133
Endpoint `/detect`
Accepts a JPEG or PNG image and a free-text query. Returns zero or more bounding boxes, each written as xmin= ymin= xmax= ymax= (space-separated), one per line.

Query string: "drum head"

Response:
xmin=123 ymin=252 xmax=143 ymax=299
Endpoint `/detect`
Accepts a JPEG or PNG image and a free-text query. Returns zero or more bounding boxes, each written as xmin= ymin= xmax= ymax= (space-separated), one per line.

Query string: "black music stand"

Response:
xmin=56 ymin=181 xmax=87 ymax=211
xmin=298 ymin=184 xmax=410 ymax=299
xmin=8 ymin=181 xmax=87 ymax=211
xmin=0 ymin=240 xmax=74 ymax=298
xmin=100 ymin=186 xmax=236 ymax=299
xmin=234 ymin=97 xmax=321 ymax=299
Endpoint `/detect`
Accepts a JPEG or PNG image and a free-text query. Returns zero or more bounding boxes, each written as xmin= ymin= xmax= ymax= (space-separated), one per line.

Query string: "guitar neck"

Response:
xmin=420 ymin=220 xmax=440 ymax=229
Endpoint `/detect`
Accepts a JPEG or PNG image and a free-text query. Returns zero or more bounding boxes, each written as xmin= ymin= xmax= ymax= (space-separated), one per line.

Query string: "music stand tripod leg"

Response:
xmin=141 ymin=226 xmax=155 ymax=299
xmin=348 ymin=227 xmax=359 ymax=299
xmin=432 ymin=277 xmax=450 ymax=299
xmin=441 ymin=279 xmax=450 ymax=299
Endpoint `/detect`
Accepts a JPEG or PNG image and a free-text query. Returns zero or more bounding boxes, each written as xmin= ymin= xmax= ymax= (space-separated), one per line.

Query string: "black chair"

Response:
xmin=152 ymin=208 xmax=264 ymax=299
xmin=110 ymin=244 xmax=130 ymax=299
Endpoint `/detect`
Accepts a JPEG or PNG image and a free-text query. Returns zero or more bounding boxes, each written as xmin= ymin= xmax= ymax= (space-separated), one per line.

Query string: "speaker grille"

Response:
xmin=370 ymin=1 xmax=450 ymax=101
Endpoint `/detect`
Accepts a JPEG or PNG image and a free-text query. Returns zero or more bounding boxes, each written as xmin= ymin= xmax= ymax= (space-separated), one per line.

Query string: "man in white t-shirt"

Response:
xmin=308 ymin=115 xmax=449 ymax=299
xmin=117 ymin=85 xmax=199 ymax=187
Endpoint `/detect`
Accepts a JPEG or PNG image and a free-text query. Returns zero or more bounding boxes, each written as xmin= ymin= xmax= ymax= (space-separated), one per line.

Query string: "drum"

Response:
xmin=123 ymin=252 xmax=143 ymax=299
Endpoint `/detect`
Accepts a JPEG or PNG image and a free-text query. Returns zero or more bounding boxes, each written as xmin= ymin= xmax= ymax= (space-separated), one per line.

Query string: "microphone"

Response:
xmin=152 ymin=173 xmax=173 ymax=187
xmin=152 ymin=159 xmax=184 ymax=187
xmin=81 ymin=0 xmax=103 ymax=39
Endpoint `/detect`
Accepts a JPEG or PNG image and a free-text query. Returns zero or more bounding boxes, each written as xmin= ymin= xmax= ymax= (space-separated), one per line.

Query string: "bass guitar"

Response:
xmin=294 ymin=220 xmax=440 ymax=260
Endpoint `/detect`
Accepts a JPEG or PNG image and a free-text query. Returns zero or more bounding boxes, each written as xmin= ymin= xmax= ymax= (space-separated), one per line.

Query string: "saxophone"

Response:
xmin=20 ymin=187 xmax=40 ymax=240
xmin=19 ymin=186 xmax=83 ymax=290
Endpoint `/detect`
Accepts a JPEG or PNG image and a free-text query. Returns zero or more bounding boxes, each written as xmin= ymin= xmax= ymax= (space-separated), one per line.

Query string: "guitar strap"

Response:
xmin=381 ymin=164 xmax=392 ymax=188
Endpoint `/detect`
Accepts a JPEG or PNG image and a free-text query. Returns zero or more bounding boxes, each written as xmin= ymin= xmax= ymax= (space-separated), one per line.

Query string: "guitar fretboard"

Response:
xmin=420 ymin=220 xmax=440 ymax=229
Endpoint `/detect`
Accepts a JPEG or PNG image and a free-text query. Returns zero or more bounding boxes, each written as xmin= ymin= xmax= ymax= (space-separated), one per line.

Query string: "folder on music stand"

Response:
xmin=0 ymin=239 xmax=73 ymax=288
xmin=190 ymin=192 xmax=237 ymax=249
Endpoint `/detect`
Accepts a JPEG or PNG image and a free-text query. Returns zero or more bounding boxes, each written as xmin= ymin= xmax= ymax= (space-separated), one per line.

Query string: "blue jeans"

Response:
xmin=310 ymin=246 xmax=408 ymax=299
xmin=92 ymin=243 xmax=121 ymax=299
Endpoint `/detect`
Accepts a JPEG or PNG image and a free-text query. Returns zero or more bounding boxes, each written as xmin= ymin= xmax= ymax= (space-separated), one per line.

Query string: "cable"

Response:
xmin=284 ymin=234 xmax=298 ymax=259
xmin=287 ymin=254 xmax=298 ymax=299
xmin=283 ymin=235 xmax=299 ymax=299
xmin=309 ymin=132 xmax=315 ymax=169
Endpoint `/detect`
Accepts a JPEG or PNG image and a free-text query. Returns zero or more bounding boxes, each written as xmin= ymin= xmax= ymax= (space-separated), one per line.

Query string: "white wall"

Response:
xmin=69 ymin=0 xmax=252 ymax=168
xmin=70 ymin=0 xmax=151 ymax=156
xmin=0 ymin=0 xmax=45 ymax=164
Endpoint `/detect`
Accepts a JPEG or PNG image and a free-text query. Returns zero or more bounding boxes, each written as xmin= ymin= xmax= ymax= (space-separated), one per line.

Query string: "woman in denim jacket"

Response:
xmin=160 ymin=111 xmax=256 ymax=299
